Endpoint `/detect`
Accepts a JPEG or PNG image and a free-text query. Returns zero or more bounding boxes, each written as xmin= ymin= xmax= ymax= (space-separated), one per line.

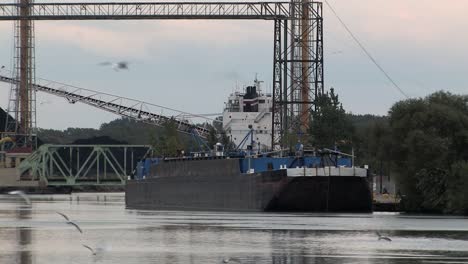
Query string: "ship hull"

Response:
xmin=125 ymin=159 xmax=372 ymax=212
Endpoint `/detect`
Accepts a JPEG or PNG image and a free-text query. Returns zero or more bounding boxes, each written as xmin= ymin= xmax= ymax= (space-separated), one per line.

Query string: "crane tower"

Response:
xmin=3 ymin=0 xmax=37 ymax=150
xmin=272 ymin=0 xmax=323 ymax=148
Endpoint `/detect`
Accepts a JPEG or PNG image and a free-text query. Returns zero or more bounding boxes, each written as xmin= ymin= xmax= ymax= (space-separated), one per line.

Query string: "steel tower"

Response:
xmin=4 ymin=0 xmax=37 ymax=150
xmin=271 ymin=0 xmax=323 ymax=150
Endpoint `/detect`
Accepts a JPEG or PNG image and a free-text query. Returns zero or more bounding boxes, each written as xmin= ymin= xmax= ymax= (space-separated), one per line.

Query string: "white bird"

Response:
xmin=98 ymin=61 xmax=129 ymax=71
xmin=82 ymin=244 xmax=97 ymax=255
xmin=222 ymin=257 xmax=242 ymax=263
xmin=376 ymin=231 xmax=392 ymax=242
xmin=57 ymin=211 xmax=83 ymax=234
xmin=8 ymin=190 xmax=31 ymax=205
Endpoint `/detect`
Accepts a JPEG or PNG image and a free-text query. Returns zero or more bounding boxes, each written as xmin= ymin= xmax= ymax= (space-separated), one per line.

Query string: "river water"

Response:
xmin=0 ymin=193 xmax=467 ymax=264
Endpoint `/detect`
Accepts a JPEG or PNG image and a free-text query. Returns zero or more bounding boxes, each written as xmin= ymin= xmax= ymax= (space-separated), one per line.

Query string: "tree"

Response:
xmin=206 ymin=125 xmax=218 ymax=149
xmin=446 ymin=161 xmax=468 ymax=214
xmin=218 ymin=130 xmax=235 ymax=150
xmin=202 ymin=117 xmax=236 ymax=151
xmin=388 ymin=91 xmax=468 ymax=213
xmin=354 ymin=119 xmax=393 ymax=189
xmin=151 ymin=119 xmax=183 ymax=157
xmin=309 ymin=88 xmax=354 ymax=149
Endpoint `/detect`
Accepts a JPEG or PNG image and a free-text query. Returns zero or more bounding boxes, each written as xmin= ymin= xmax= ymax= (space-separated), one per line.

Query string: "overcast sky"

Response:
xmin=1 ymin=0 xmax=467 ymax=130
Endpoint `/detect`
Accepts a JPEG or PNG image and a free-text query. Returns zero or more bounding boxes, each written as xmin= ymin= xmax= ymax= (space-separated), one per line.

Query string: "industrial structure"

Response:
xmin=0 ymin=74 xmax=213 ymax=138
xmin=19 ymin=144 xmax=150 ymax=186
xmin=0 ymin=0 xmax=324 ymax=187
xmin=0 ymin=0 xmax=324 ymax=151
xmin=3 ymin=0 xmax=37 ymax=150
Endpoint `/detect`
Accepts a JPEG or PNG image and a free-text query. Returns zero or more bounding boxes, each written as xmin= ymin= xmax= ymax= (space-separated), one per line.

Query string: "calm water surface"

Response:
xmin=0 ymin=193 xmax=467 ymax=264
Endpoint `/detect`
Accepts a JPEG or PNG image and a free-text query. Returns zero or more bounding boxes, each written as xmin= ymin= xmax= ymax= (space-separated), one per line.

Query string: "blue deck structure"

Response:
xmin=136 ymin=156 xmax=354 ymax=179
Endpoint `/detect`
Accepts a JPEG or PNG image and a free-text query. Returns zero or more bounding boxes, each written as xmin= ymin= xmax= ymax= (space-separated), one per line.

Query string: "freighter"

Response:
xmin=125 ymin=80 xmax=372 ymax=212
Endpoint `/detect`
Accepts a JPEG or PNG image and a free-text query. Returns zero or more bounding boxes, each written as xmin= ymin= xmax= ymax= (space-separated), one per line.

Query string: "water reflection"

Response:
xmin=16 ymin=207 xmax=32 ymax=264
xmin=1 ymin=194 xmax=468 ymax=264
xmin=271 ymin=230 xmax=308 ymax=264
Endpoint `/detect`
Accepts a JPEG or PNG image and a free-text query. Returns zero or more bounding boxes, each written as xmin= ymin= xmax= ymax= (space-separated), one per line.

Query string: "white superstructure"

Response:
xmin=222 ymin=78 xmax=273 ymax=151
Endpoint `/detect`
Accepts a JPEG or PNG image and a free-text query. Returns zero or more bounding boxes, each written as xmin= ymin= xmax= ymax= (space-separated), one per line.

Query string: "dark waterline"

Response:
xmin=0 ymin=193 xmax=467 ymax=264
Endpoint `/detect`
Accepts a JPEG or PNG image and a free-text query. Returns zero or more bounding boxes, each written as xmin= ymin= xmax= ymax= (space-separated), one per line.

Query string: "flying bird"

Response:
xmin=1 ymin=65 xmax=5 ymax=69
xmin=68 ymin=221 xmax=83 ymax=233
xmin=98 ymin=61 xmax=129 ymax=71
xmin=57 ymin=211 xmax=83 ymax=233
xmin=376 ymin=231 xmax=392 ymax=242
xmin=8 ymin=190 xmax=31 ymax=205
xmin=82 ymin=244 xmax=97 ymax=255
xmin=56 ymin=211 xmax=70 ymax=221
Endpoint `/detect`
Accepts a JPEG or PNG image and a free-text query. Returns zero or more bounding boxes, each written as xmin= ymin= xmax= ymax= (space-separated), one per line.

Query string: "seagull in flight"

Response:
xmin=57 ymin=211 xmax=83 ymax=234
xmin=98 ymin=61 xmax=129 ymax=71
xmin=82 ymin=243 xmax=108 ymax=258
xmin=8 ymin=190 xmax=31 ymax=206
xmin=376 ymin=231 xmax=392 ymax=242
xmin=82 ymin=244 xmax=97 ymax=255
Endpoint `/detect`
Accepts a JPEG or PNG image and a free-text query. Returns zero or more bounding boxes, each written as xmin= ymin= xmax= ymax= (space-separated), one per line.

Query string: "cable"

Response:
xmin=323 ymin=0 xmax=410 ymax=99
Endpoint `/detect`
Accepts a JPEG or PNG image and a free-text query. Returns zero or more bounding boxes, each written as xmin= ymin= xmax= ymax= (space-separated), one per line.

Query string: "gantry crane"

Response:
xmin=0 ymin=0 xmax=323 ymax=151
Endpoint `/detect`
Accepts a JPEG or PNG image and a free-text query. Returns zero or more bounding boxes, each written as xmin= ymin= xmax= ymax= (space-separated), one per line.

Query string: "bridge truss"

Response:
xmin=18 ymin=144 xmax=151 ymax=185
xmin=0 ymin=1 xmax=324 ymax=151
